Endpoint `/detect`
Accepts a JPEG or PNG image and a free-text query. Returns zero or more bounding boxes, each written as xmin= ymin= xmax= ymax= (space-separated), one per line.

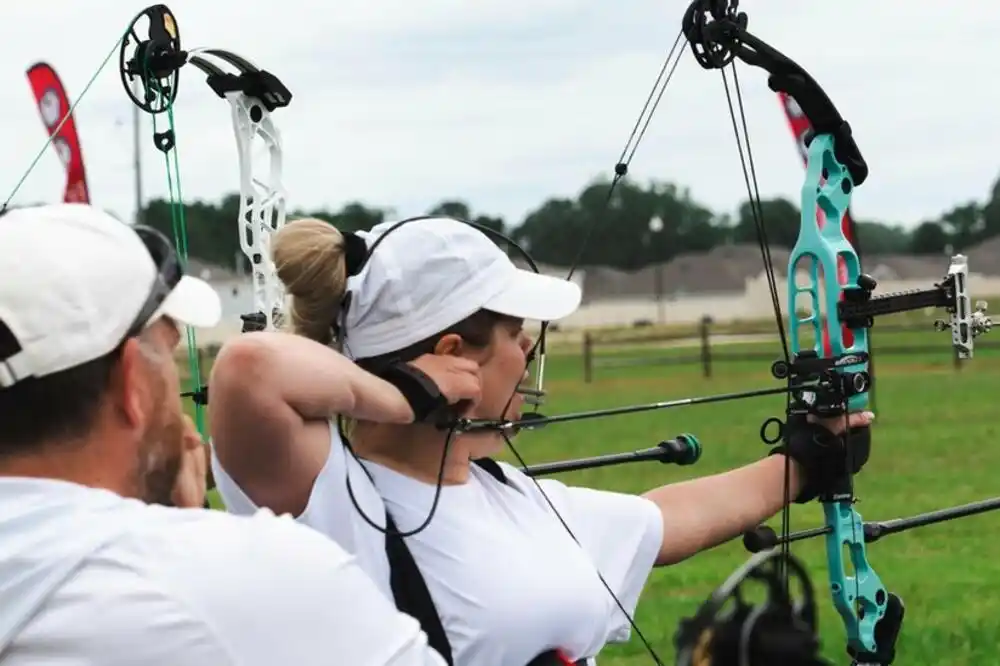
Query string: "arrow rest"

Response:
xmin=759 ymin=349 xmax=871 ymax=446
xmin=119 ymin=4 xmax=186 ymax=114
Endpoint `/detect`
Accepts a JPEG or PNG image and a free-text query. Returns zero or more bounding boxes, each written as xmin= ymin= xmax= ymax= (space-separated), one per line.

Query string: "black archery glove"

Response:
xmin=768 ymin=411 xmax=871 ymax=504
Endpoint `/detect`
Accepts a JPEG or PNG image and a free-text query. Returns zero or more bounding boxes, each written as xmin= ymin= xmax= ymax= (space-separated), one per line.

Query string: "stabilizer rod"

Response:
xmin=522 ymin=434 xmax=701 ymax=477
xmin=743 ymin=496 xmax=1000 ymax=553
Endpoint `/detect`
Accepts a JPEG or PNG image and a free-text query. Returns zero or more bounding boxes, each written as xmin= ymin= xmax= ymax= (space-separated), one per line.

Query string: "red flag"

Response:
xmin=777 ymin=91 xmax=859 ymax=350
xmin=26 ymin=62 xmax=90 ymax=204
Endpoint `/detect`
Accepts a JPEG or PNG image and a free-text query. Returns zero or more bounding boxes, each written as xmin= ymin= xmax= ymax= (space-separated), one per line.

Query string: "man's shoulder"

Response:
xmin=125 ymin=507 xmax=439 ymax=666
xmin=135 ymin=505 xmax=355 ymax=581
xmin=22 ymin=507 xmax=408 ymax=666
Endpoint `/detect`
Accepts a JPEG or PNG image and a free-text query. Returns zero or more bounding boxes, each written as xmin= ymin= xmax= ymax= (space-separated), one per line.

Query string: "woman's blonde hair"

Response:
xmin=271 ymin=218 xmax=349 ymax=346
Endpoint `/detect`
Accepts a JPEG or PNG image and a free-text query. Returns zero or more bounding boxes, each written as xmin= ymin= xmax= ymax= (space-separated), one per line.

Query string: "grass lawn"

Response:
xmin=194 ymin=325 xmax=1000 ymax=666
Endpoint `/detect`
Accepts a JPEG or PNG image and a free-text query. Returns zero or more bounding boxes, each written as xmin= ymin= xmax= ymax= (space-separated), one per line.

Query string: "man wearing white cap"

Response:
xmin=208 ymin=216 xmax=873 ymax=665
xmin=0 ymin=204 xmax=452 ymax=665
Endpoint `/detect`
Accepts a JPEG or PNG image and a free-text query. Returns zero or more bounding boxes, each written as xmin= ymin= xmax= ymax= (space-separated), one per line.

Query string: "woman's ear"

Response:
xmin=432 ymin=333 xmax=464 ymax=357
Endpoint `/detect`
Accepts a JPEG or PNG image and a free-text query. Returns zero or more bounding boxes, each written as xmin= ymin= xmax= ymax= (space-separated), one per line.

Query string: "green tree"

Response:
xmin=732 ymin=197 xmax=801 ymax=249
xmin=854 ymin=220 xmax=911 ymax=254
xmin=910 ymin=221 xmax=949 ymax=255
xmin=428 ymin=200 xmax=506 ymax=245
xmin=938 ymin=202 xmax=985 ymax=251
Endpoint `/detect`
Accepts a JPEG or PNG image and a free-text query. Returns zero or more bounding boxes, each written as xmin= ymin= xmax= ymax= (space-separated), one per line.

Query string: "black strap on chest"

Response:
xmin=384 ymin=458 xmax=585 ymax=666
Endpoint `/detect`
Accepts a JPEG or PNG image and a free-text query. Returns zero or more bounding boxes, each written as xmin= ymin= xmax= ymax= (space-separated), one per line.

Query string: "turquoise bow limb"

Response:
xmin=789 ymin=132 xmax=888 ymax=658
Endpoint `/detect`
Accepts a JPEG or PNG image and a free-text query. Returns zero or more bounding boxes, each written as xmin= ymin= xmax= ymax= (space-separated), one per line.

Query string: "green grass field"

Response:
xmin=197 ymin=325 xmax=1000 ymax=666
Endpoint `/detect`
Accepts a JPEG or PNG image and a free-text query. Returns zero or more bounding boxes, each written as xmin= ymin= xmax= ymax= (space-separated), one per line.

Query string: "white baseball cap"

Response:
xmin=342 ymin=216 xmax=582 ymax=360
xmin=0 ymin=203 xmax=222 ymax=387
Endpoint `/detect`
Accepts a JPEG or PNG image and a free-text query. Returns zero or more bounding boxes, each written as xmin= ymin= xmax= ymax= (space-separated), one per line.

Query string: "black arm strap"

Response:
xmin=377 ymin=361 xmax=450 ymax=423
xmin=384 ymin=459 xmax=585 ymax=665
xmin=385 ymin=510 xmax=455 ymax=665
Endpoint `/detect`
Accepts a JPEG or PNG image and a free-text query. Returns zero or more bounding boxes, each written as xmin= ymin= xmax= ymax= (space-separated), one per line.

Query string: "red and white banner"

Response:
xmin=26 ymin=62 xmax=90 ymax=204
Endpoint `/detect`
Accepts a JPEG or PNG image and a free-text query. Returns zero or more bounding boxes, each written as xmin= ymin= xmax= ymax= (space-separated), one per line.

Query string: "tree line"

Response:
xmin=140 ymin=172 xmax=1000 ymax=273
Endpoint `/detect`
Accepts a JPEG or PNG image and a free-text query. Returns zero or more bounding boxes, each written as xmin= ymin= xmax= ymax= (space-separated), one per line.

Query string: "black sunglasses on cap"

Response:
xmin=122 ymin=225 xmax=184 ymax=340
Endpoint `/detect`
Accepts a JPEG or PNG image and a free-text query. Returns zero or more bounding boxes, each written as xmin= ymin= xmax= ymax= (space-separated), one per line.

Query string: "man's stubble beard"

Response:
xmin=136 ymin=376 xmax=185 ymax=506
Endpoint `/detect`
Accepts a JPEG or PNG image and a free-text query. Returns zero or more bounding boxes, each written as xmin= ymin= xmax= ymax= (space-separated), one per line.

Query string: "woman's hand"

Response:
xmin=775 ymin=409 xmax=875 ymax=504
xmin=810 ymin=409 xmax=874 ymax=434
xmin=407 ymin=355 xmax=482 ymax=415
xmin=171 ymin=415 xmax=210 ymax=508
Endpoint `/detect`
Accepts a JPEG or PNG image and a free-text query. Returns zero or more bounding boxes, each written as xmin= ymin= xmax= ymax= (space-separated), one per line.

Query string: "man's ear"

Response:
xmin=112 ymin=339 xmax=149 ymax=430
xmin=432 ymin=333 xmax=464 ymax=357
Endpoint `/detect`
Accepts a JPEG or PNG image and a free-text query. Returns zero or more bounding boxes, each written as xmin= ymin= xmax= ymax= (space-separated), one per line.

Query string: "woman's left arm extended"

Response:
xmin=642 ymin=454 xmax=802 ymax=566
xmin=645 ymin=409 xmax=874 ymax=566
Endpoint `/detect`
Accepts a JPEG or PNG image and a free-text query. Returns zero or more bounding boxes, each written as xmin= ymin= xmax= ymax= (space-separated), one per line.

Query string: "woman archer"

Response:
xmin=207 ymin=215 xmax=872 ymax=666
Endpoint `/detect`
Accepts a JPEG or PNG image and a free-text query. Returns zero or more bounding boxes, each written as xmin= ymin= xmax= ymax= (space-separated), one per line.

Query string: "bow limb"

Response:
xmin=184 ymin=49 xmax=293 ymax=334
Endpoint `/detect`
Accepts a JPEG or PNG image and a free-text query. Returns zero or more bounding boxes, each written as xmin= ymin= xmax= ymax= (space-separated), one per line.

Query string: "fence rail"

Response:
xmin=580 ymin=317 xmax=999 ymax=383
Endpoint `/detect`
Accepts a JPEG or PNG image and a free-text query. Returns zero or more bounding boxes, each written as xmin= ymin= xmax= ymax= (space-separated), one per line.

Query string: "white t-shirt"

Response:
xmin=0 ymin=477 xmax=446 ymax=666
xmin=212 ymin=425 xmax=664 ymax=665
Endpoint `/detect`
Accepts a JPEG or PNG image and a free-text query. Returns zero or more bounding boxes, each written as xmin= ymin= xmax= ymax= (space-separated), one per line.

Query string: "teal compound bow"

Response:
xmin=465 ymin=1 xmax=993 ymax=664
xmin=675 ymin=3 xmax=993 ymax=666
xmin=7 ymin=2 xmax=994 ymax=666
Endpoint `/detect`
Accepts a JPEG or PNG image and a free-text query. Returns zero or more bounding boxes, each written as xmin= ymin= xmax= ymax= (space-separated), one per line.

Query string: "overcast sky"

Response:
xmin=1 ymin=1 xmax=996 ymax=230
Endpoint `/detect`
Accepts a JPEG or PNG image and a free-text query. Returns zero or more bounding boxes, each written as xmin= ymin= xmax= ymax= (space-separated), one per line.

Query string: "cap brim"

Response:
xmin=483 ymin=269 xmax=582 ymax=322
xmin=160 ymin=275 xmax=222 ymax=328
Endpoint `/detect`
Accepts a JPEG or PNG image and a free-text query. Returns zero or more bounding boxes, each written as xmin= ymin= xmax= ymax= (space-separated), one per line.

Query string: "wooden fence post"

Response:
xmin=699 ymin=316 xmax=713 ymax=378
xmin=583 ymin=332 xmax=593 ymax=383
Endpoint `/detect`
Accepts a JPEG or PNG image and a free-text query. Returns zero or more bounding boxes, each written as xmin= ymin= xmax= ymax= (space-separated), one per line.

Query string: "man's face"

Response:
xmin=132 ymin=318 xmax=186 ymax=505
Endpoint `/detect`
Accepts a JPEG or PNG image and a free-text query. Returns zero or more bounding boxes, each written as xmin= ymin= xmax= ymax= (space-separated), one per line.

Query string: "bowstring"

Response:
xmin=495 ymin=28 xmax=689 ymax=666
xmin=717 ymin=64 xmax=794 ymax=592
xmin=144 ymin=58 xmax=207 ymax=441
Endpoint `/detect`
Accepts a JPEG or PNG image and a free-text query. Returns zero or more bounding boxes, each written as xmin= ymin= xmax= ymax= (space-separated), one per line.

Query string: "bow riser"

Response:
xmin=186 ymin=49 xmax=293 ymax=333
xmin=791 ymin=132 xmax=887 ymax=656
xmin=228 ymin=93 xmax=288 ymax=332
xmin=790 ymin=134 xmax=869 ymax=412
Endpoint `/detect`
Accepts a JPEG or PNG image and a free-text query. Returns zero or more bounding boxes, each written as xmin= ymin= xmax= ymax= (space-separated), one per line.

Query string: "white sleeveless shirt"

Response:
xmin=212 ymin=425 xmax=663 ymax=666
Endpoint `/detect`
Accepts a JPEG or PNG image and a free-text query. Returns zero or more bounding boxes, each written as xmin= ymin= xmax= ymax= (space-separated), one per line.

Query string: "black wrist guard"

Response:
xmin=378 ymin=362 xmax=449 ymax=423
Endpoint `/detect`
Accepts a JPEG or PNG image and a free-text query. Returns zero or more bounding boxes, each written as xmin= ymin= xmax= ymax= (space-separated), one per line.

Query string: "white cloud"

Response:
xmin=2 ymin=0 xmax=997 ymax=232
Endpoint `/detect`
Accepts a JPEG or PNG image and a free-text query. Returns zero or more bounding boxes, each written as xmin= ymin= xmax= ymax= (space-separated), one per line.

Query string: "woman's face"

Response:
xmin=470 ymin=317 xmax=533 ymax=422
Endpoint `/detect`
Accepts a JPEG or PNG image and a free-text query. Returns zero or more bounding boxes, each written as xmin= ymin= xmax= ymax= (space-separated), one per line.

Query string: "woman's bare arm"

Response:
xmin=208 ymin=332 xmax=414 ymax=516
xmin=642 ymin=410 xmax=873 ymax=565
xmin=643 ymin=455 xmax=804 ymax=566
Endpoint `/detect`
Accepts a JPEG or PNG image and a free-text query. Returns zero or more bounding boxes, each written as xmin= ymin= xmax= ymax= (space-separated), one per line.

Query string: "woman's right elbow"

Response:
xmin=211 ymin=334 xmax=274 ymax=391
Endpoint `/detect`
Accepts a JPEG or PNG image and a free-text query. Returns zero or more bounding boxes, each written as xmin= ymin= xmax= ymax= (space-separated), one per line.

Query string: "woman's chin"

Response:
xmin=466 ymin=433 xmax=507 ymax=458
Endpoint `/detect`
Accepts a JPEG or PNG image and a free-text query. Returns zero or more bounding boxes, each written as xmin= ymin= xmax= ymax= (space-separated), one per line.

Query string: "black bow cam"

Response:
xmin=682 ymin=0 xmax=867 ymax=186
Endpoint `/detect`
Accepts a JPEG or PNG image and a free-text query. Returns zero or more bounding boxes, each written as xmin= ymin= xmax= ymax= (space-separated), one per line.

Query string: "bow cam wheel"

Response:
xmin=118 ymin=4 xmax=184 ymax=114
